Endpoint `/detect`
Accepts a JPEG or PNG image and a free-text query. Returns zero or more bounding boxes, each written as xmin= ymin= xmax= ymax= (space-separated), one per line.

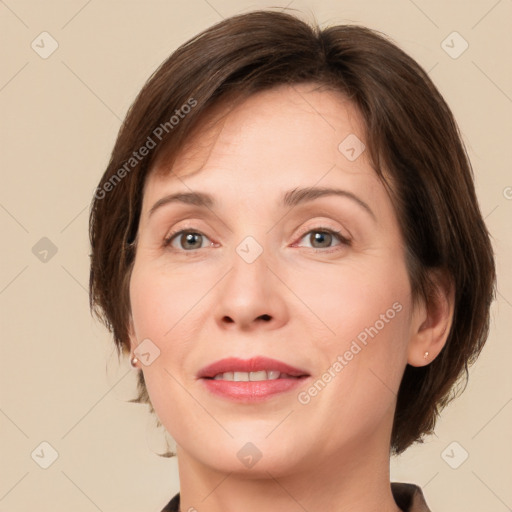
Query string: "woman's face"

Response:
xmin=129 ymin=84 xmax=418 ymax=475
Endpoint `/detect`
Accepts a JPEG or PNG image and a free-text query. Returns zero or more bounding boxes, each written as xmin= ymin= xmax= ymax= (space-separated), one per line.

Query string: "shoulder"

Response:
xmin=391 ymin=482 xmax=432 ymax=512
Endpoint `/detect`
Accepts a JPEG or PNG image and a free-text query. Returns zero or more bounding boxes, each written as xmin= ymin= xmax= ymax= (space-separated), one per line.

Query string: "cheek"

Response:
xmin=129 ymin=261 xmax=203 ymax=341
xmin=294 ymin=256 xmax=412 ymax=409
xmin=291 ymin=253 xmax=411 ymax=346
xmin=129 ymin=266 xmax=204 ymax=436
xmin=128 ymin=266 xmax=187 ymax=398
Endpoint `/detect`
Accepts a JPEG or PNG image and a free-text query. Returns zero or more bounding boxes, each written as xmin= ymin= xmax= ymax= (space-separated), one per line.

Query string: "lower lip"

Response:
xmin=201 ymin=377 xmax=308 ymax=402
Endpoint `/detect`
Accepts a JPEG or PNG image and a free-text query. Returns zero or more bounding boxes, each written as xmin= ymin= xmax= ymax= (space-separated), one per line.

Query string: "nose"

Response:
xmin=213 ymin=248 xmax=289 ymax=332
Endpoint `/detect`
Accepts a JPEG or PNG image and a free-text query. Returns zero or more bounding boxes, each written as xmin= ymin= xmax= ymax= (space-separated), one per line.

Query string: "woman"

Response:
xmin=89 ymin=10 xmax=496 ymax=512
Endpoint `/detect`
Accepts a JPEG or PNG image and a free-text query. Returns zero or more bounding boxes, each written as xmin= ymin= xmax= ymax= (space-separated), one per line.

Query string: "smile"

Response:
xmin=198 ymin=356 xmax=310 ymax=402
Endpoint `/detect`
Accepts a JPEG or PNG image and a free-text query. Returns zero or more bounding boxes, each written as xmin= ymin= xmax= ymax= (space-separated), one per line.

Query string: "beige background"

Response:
xmin=1 ymin=0 xmax=511 ymax=511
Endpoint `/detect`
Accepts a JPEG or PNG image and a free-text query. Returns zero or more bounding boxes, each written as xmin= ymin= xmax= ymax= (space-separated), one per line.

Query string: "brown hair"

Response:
xmin=89 ymin=10 xmax=496 ymax=455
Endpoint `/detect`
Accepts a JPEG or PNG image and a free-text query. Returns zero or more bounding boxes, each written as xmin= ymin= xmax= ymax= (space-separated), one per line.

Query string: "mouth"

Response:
xmin=198 ymin=357 xmax=310 ymax=402
xmin=208 ymin=370 xmax=303 ymax=381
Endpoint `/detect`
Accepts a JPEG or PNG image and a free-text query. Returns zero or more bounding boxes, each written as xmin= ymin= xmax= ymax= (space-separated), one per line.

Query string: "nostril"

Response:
xmin=258 ymin=314 xmax=271 ymax=321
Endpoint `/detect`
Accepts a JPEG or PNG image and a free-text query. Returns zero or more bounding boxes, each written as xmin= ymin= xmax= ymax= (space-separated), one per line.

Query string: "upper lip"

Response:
xmin=197 ymin=357 xmax=310 ymax=379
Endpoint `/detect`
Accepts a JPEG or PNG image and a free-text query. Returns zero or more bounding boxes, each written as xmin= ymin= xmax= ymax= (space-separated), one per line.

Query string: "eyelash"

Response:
xmin=163 ymin=225 xmax=352 ymax=254
xmin=293 ymin=226 xmax=352 ymax=253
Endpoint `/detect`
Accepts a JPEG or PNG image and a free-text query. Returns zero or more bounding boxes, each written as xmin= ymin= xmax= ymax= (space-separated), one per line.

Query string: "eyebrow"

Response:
xmin=148 ymin=187 xmax=376 ymax=221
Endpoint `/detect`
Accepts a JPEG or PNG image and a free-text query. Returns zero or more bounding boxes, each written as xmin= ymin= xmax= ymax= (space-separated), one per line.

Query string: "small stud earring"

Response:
xmin=423 ymin=351 xmax=429 ymax=359
xmin=130 ymin=355 xmax=139 ymax=368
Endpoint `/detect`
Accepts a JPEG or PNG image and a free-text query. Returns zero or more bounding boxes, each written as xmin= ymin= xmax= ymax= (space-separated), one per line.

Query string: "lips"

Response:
xmin=198 ymin=356 xmax=309 ymax=379
xmin=198 ymin=357 xmax=310 ymax=402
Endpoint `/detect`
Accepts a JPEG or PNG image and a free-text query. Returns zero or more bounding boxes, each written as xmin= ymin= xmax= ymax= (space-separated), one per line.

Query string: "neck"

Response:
xmin=175 ymin=429 xmax=402 ymax=512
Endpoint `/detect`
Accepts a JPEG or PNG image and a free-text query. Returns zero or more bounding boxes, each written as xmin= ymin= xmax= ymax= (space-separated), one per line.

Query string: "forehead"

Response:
xmin=143 ymin=83 xmax=378 ymax=206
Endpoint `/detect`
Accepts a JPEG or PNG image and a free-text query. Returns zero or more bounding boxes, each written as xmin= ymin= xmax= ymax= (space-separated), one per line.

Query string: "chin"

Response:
xmin=184 ymin=435 xmax=306 ymax=477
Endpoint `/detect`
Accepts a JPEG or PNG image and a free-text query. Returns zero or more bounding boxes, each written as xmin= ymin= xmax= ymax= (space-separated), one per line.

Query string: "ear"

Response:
xmin=408 ymin=268 xmax=455 ymax=367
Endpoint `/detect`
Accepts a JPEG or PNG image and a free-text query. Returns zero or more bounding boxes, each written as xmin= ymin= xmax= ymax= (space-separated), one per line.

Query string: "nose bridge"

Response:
xmin=213 ymin=230 xmax=288 ymax=330
xmin=235 ymin=233 xmax=266 ymax=266
xmin=226 ymin=234 xmax=271 ymax=304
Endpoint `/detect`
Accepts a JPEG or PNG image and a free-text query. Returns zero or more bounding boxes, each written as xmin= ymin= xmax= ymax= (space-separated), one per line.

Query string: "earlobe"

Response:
xmin=407 ymin=269 xmax=454 ymax=367
xmin=126 ymin=317 xmax=140 ymax=368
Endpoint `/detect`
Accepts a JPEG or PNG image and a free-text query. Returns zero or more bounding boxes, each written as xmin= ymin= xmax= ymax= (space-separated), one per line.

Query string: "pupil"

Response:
xmin=312 ymin=231 xmax=330 ymax=248
xmin=184 ymin=232 xmax=201 ymax=249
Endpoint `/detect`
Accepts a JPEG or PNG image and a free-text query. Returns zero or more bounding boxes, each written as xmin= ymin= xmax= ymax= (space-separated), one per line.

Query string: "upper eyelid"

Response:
xmin=294 ymin=222 xmax=349 ymax=238
xmin=164 ymin=215 xmax=348 ymax=236
xmin=164 ymin=221 xmax=347 ymax=238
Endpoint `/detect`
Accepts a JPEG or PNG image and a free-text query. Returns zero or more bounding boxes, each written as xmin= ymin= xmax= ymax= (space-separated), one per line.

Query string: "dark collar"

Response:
xmin=160 ymin=482 xmax=431 ymax=511
xmin=391 ymin=482 xmax=432 ymax=511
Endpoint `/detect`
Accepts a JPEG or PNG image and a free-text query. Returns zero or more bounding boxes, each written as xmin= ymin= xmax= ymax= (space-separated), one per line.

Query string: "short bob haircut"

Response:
xmin=89 ymin=10 xmax=496 ymax=455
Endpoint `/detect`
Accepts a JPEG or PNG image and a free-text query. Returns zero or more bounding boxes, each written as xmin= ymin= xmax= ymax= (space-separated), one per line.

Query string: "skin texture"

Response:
xmin=128 ymin=83 xmax=454 ymax=512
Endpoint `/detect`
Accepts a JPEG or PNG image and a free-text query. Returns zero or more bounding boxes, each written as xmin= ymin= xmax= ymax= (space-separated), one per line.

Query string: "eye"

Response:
xmin=163 ymin=229 xmax=213 ymax=251
xmin=295 ymin=227 xmax=351 ymax=251
xmin=163 ymin=226 xmax=351 ymax=253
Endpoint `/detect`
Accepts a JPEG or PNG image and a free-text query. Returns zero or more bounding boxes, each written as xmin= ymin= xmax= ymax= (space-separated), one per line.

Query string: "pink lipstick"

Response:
xmin=198 ymin=356 xmax=310 ymax=402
